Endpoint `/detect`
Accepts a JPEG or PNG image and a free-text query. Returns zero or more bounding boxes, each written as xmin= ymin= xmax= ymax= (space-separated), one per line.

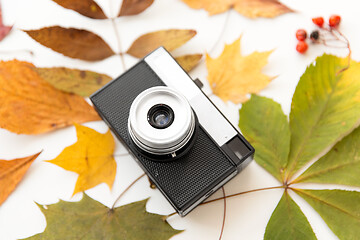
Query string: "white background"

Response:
xmin=0 ymin=0 xmax=359 ymax=239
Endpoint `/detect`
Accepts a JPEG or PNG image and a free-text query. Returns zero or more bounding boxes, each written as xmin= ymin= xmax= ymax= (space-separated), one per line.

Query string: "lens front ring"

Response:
xmin=128 ymin=86 xmax=196 ymax=159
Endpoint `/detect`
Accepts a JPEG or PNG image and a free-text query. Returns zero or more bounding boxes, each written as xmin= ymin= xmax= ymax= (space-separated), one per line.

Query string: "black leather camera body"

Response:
xmin=90 ymin=47 xmax=254 ymax=216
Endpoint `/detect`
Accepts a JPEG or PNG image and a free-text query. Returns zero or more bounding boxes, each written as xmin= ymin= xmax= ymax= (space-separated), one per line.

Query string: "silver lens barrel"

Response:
xmin=128 ymin=86 xmax=196 ymax=156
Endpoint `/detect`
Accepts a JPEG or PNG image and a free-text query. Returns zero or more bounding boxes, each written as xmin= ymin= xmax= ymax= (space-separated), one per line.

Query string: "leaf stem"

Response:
xmin=0 ymin=49 xmax=34 ymax=56
xmin=107 ymin=0 xmax=126 ymax=71
xmin=192 ymin=9 xmax=231 ymax=72
xmin=111 ymin=173 xmax=146 ymax=209
xmin=110 ymin=18 xmax=127 ymax=71
xmin=165 ymin=185 xmax=285 ymax=219
xmin=218 ymin=187 xmax=226 ymax=240
xmin=200 ymin=185 xmax=285 ymax=206
xmin=209 ymin=10 xmax=231 ymax=55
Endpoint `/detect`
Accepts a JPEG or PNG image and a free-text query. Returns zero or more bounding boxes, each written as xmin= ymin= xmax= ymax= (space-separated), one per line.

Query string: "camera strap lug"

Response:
xmin=193 ymin=78 xmax=203 ymax=89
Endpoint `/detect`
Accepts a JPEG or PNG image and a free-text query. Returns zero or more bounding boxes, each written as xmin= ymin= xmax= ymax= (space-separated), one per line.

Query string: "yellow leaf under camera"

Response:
xmin=47 ymin=124 xmax=116 ymax=195
xmin=206 ymin=37 xmax=274 ymax=103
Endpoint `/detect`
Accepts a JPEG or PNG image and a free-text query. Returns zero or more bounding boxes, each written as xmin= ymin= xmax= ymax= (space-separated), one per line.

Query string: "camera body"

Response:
xmin=90 ymin=47 xmax=254 ymax=216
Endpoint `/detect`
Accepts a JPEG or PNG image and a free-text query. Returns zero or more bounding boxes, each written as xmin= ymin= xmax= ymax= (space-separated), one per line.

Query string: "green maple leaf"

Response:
xmin=25 ymin=194 xmax=181 ymax=240
xmin=239 ymin=54 xmax=360 ymax=239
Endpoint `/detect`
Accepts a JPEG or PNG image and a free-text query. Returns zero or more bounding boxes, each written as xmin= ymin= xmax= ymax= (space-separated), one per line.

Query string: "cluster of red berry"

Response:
xmin=295 ymin=15 xmax=342 ymax=53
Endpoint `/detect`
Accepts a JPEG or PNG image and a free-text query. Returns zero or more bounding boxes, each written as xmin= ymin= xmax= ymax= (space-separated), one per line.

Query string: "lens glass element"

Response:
xmin=147 ymin=104 xmax=174 ymax=129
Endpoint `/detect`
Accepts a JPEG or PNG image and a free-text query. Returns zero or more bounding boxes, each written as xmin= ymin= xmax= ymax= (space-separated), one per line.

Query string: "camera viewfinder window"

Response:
xmin=227 ymin=136 xmax=250 ymax=160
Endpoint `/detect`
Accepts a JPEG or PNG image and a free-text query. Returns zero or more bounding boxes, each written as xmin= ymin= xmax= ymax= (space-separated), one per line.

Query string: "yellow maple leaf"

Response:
xmin=206 ymin=37 xmax=274 ymax=103
xmin=47 ymin=124 xmax=116 ymax=195
xmin=181 ymin=0 xmax=293 ymax=18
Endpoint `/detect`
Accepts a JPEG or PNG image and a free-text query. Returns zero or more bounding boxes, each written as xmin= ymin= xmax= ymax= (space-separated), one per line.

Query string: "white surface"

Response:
xmin=0 ymin=0 xmax=359 ymax=239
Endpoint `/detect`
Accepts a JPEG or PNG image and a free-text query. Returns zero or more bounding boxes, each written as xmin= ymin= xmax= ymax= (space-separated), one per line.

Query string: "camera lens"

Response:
xmin=147 ymin=104 xmax=174 ymax=129
xmin=128 ymin=86 xmax=196 ymax=158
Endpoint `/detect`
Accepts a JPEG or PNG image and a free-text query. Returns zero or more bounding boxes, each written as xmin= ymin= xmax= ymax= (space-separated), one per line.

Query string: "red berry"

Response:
xmin=329 ymin=15 xmax=341 ymax=27
xmin=312 ymin=17 xmax=324 ymax=27
xmin=296 ymin=41 xmax=308 ymax=54
xmin=296 ymin=29 xmax=307 ymax=41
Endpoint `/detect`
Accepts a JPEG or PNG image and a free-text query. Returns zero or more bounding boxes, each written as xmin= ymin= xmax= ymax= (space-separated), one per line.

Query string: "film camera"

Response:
xmin=90 ymin=47 xmax=254 ymax=216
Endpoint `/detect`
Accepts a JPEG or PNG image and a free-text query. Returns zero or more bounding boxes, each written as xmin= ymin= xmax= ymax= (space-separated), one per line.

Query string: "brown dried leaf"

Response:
xmin=51 ymin=0 xmax=107 ymax=19
xmin=181 ymin=0 xmax=293 ymax=18
xmin=118 ymin=0 xmax=154 ymax=17
xmin=175 ymin=54 xmax=202 ymax=72
xmin=34 ymin=67 xmax=112 ymax=97
xmin=25 ymin=26 xmax=114 ymax=61
xmin=0 ymin=152 xmax=41 ymax=206
xmin=0 ymin=60 xmax=100 ymax=134
xmin=126 ymin=29 xmax=197 ymax=58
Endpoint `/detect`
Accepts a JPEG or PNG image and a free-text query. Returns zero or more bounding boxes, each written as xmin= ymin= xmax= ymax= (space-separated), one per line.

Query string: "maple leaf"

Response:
xmin=51 ymin=0 xmax=107 ymax=19
xmin=0 ymin=5 xmax=12 ymax=41
xmin=0 ymin=152 xmax=41 ymax=206
xmin=126 ymin=29 xmax=197 ymax=58
xmin=25 ymin=27 xmax=114 ymax=61
xmin=0 ymin=60 xmax=100 ymax=134
xmin=34 ymin=67 xmax=112 ymax=97
xmin=46 ymin=124 xmax=116 ymax=195
xmin=26 ymin=195 xmax=181 ymax=240
xmin=239 ymin=55 xmax=360 ymax=239
xmin=181 ymin=0 xmax=293 ymax=18
xmin=206 ymin=37 xmax=273 ymax=104
xmin=118 ymin=0 xmax=154 ymax=17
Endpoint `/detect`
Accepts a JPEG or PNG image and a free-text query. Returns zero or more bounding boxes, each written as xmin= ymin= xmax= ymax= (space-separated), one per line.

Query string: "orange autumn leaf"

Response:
xmin=206 ymin=38 xmax=274 ymax=103
xmin=0 ymin=152 xmax=41 ymax=206
xmin=0 ymin=60 xmax=100 ymax=134
xmin=181 ymin=0 xmax=293 ymax=18
xmin=46 ymin=124 xmax=116 ymax=195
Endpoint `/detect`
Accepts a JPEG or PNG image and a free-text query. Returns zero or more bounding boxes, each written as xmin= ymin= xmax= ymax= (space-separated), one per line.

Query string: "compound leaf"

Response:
xmin=34 ymin=67 xmax=112 ymax=97
xmin=239 ymin=95 xmax=290 ymax=182
xmin=294 ymin=125 xmax=360 ymax=186
xmin=0 ymin=152 xmax=41 ymax=206
xmin=118 ymin=0 xmax=154 ymax=17
xmin=0 ymin=60 xmax=100 ymax=134
xmin=295 ymin=189 xmax=360 ymax=240
xmin=207 ymin=37 xmax=273 ymax=103
xmin=26 ymin=195 xmax=181 ymax=240
xmin=264 ymin=192 xmax=316 ymax=240
xmin=46 ymin=124 xmax=116 ymax=195
xmin=51 ymin=0 xmax=107 ymax=19
xmin=286 ymin=55 xmax=360 ymax=181
xmin=181 ymin=0 xmax=293 ymax=18
xmin=126 ymin=29 xmax=196 ymax=58
xmin=25 ymin=27 xmax=114 ymax=61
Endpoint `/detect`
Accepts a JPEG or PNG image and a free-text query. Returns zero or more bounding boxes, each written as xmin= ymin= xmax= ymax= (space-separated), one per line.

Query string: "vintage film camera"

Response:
xmin=90 ymin=47 xmax=254 ymax=216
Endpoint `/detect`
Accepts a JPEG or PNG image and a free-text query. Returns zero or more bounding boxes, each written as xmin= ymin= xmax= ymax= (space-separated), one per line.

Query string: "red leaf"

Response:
xmin=0 ymin=5 xmax=12 ymax=41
